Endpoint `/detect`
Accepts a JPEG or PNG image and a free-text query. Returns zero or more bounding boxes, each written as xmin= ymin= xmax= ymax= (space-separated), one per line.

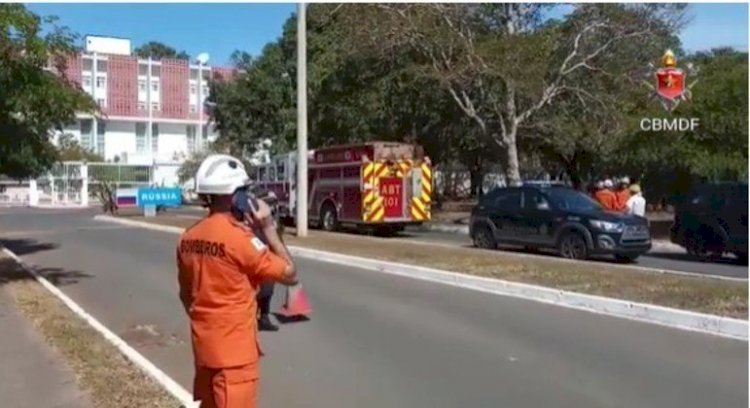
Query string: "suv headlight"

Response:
xmin=590 ymin=220 xmax=625 ymax=233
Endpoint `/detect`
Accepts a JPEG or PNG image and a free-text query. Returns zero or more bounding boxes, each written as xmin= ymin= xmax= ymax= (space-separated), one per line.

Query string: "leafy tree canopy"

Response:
xmin=134 ymin=41 xmax=190 ymax=61
xmin=0 ymin=4 xmax=97 ymax=179
xmin=208 ymin=3 xmax=746 ymax=199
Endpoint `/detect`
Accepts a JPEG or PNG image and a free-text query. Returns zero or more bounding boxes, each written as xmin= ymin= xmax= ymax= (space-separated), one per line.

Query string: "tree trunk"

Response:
xmin=505 ymin=127 xmax=522 ymax=186
xmin=565 ymin=163 xmax=584 ymax=191
xmin=469 ymin=167 xmax=483 ymax=198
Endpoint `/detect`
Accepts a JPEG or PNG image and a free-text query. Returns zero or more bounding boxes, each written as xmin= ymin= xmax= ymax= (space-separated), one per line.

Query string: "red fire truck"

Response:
xmin=250 ymin=142 xmax=432 ymax=233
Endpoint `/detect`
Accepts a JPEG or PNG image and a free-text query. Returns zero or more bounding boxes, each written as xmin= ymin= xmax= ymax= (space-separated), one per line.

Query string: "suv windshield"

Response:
xmin=546 ymin=188 xmax=602 ymax=212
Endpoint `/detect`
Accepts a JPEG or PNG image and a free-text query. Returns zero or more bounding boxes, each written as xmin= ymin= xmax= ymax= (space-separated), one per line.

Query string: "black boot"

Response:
xmin=258 ymin=314 xmax=279 ymax=331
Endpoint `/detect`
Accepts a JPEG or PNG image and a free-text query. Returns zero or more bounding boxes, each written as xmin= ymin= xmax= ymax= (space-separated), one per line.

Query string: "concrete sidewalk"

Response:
xmin=0 ymin=282 xmax=92 ymax=408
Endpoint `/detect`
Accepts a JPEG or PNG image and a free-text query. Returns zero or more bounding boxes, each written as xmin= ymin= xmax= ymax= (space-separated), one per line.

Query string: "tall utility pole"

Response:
xmin=295 ymin=2 xmax=308 ymax=237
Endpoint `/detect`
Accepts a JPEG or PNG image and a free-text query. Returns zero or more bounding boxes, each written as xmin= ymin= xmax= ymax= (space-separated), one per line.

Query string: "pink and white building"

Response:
xmin=54 ymin=35 xmax=239 ymax=165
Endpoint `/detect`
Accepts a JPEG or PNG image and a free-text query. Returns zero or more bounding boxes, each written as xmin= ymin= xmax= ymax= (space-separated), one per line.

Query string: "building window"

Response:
xmin=189 ymin=104 xmax=197 ymax=114
xmin=96 ymin=121 xmax=106 ymax=156
xmin=138 ymin=80 xmax=146 ymax=92
xmin=187 ymin=125 xmax=196 ymax=153
xmin=202 ymin=86 xmax=209 ymax=96
xmin=80 ymin=119 xmax=93 ymax=150
xmin=151 ymin=123 xmax=159 ymax=153
xmin=96 ymin=76 xmax=106 ymax=88
xmin=151 ymin=80 xmax=159 ymax=93
xmin=152 ymin=102 xmax=160 ymax=112
xmin=137 ymin=101 xmax=146 ymax=111
xmin=190 ymin=84 xmax=197 ymax=95
xmin=97 ymin=98 xmax=106 ymax=108
xmin=136 ymin=123 xmax=147 ymax=153
xmin=201 ymin=125 xmax=209 ymax=149
xmin=83 ymin=76 xmax=92 ymax=88
xmin=96 ymin=60 xmax=107 ymax=73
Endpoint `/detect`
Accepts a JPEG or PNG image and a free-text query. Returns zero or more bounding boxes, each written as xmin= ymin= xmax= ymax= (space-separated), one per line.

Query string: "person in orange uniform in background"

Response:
xmin=614 ymin=177 xmax=631 ymax=212
xmin=177 ymin=154 xmax=298 ymax=408
xmin=594 ymin=179 xmax=618 ymax=211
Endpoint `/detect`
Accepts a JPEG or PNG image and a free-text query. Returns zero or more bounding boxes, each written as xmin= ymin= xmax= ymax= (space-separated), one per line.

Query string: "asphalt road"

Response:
xmin=172 ymin=206 xmax=749 ymax=279
xmin=0 ymin=207 xmax=746 ymax=408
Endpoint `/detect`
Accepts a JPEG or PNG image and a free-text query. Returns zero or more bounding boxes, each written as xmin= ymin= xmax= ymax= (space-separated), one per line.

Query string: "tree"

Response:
xmin=0 ymin=4 xmax=97 ymax=179
xmin=56 ymin=133 xmax=103 ymax=162
xmin=133 ymin=41 xmax=190 ymax=61
xmin=229 ymin=50 xmax=253 ymax=70
xmin=335 ymin=3 xmax=685 ymax=185
xmin=177 ymin=150 xmax=211 ymax=184
xmin=528 ymin=20 xmax=682 ymax=189
xmin=614 ymin=48 xmax=749 ymax=202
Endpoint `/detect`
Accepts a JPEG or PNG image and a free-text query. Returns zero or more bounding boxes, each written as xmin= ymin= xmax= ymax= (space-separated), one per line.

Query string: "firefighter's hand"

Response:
xmin=245 ymin=199 xmax=274 ymax=230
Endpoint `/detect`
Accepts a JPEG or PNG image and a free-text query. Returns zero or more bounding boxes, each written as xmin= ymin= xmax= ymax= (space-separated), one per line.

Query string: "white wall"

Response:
xmin=85 ymin=36 xmax=131 ymax=55
xmin=156 ymin=123 xmax=188 ymax=162
xmin=104 ymin=121 xmax=136 ymax=162
xmin=153 ymin=163 xmax=180 ymax=187
xmin=53 ymin=122 xmax=82 ymax=145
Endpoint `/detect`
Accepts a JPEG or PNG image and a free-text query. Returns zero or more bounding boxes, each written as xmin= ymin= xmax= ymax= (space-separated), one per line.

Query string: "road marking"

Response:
xmin=0 ymin=247 xmax=198 ymax=408
xmin=94 ymin=215 xmax=749 ymax=341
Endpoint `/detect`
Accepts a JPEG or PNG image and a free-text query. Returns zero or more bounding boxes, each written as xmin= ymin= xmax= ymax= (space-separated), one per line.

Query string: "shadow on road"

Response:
xmin=647 ymin=251 xmax=748 ymax=267
xmin=0 ymin=238 xmax=93 ymax=287
xmin=0 ymin=238 xmax=58 ymax=257
xmin=0 ymin=261 xmax=93 ymax=287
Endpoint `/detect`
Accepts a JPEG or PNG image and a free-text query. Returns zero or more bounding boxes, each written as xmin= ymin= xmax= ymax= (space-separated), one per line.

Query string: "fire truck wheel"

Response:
xmin=374 ymin=226 xmax=396 ymax=237
xmin=320 ymin=203 xmax=338 ymax=232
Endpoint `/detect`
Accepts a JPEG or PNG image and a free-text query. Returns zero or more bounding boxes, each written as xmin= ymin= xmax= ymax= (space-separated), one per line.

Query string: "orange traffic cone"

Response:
xmin=277 ymin=283 xmax=312 ymax=319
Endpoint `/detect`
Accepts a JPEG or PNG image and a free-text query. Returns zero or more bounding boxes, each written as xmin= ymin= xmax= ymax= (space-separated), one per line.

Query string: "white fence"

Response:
xmin=0 ymin=161 xmax=181 ymax=207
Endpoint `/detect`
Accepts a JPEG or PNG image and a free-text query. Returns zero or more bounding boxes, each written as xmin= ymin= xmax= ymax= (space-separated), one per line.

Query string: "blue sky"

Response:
xmin=26 ymin=3 xmax=749 ymax=66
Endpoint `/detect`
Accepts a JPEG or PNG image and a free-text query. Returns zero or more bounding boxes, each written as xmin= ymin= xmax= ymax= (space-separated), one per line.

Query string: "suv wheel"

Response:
xmin=558 ymin=232 xmax=588 ymax=260
xmin=686 ymin=226 xmax=726 ymax=260
xmin=472 ymin=224 xmax=496 ymax=250
xmin=685 ymin=235 xmax=719 ymax=261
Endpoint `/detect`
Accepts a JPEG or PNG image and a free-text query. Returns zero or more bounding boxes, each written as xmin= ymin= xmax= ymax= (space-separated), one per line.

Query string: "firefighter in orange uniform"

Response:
xmin=594 ymin=179 xmax=618 ymax=211
xmin=614 ymin=177 xmax=632 ymax=212
xmin=177 ymin=154 xmax=298 ymax=408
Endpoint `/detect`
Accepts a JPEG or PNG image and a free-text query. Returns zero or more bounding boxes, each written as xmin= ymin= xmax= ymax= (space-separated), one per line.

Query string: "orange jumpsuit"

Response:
xmin=594 ymin=189 xmax=618 ymax=211
xmin=177 ymin=212 xmax=288 ymax=408
xmin=615 ymin=189 xmax=631 ymax=212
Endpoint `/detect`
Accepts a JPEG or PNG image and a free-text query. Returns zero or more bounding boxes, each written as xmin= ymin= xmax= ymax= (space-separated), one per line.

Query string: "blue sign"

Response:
xmin=137 ymin=187 xmax=182 ymax=207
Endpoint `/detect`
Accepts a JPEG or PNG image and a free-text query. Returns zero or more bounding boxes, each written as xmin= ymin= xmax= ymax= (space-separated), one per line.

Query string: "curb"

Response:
xmin=419 ymin=223 xmax=685 ymax=253
xmin=94 ymin=215 xmax=749 ymax=341
xmin=0 ymin=246 xmax=198 ymax=408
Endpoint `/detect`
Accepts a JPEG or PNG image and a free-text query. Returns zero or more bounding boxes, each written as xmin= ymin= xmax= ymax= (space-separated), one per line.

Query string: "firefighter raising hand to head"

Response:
xmin=176 ymin=154 xmax=297 ymax=408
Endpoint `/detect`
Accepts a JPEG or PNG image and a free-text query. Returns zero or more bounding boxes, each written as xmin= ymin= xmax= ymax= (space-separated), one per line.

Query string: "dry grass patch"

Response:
xmin=122 ymin=214 xmax=748 ymax=319
xmin=0 ymin=255 xmax=180 ymax=408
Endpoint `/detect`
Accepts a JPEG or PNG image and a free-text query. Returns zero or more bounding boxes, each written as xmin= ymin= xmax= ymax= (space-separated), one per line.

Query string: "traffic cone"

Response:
xmin=277 ymin=283 xmax=312 ymax=319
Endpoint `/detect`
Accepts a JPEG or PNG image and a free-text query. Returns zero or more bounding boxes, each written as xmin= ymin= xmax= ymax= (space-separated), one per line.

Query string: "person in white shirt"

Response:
xmin=626 ymin=184 xmax=646 ymax=217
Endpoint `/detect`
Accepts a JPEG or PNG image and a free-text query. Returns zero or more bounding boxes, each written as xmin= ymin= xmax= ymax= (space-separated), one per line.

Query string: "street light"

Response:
xmin=296 ymin=2 xmax=308 ymax=237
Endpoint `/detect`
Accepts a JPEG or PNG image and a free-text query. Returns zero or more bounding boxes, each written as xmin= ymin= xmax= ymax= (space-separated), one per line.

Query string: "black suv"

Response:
xmin=670 ymin=182 xmax=748 ymax=262
xmin=469 ymin=185 xmax=652 ymax=262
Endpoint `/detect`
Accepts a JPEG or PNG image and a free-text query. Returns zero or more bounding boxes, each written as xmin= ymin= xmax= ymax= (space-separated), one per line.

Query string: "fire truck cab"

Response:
xmin=250 ymin=142 xmax=432 ymax=233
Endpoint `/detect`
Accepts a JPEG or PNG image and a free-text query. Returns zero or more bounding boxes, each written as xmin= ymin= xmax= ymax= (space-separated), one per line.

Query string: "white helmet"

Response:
xmin=194 ymin=154 xmax=250 ymax=195
xmin=603 ymin=179 xmax=614 ymax=188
